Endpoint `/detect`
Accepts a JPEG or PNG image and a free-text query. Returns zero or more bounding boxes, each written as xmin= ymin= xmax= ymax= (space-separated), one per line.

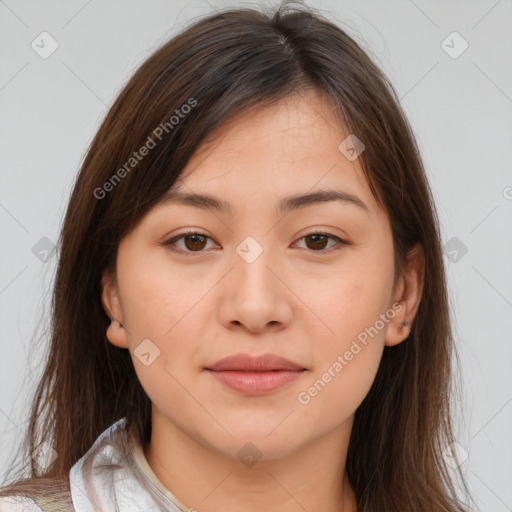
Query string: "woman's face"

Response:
xmin=102 ymin=89 xmax=421 ymax=461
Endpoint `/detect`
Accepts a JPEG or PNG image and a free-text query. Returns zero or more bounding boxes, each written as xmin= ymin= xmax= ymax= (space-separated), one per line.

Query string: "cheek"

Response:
xmin=308 ymin=267 xmax=393 ymax=347
xmin=117 ymin=248 xmax=203 ymax=337
xmin=295 ymin=277 xmax=390 ymax=419
xmin=116 ymin=249 xmax=211 ymax=374
xmin=296 ymin=347 xmax=382 ymax=426
xmin=297 ymin=252 xmax=394 ymax=402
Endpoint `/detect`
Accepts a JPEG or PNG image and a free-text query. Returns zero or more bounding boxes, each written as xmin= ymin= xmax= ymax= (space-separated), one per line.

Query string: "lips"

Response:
xmin=205 ymin=353 xmax=306 ymax=372
xmin=205 ymin=353 xmax=307 ymax=396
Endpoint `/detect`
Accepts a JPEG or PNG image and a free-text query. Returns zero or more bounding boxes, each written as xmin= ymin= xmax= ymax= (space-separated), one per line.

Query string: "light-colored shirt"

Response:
xmin=0 ymin=418 xmax=194 ymax=511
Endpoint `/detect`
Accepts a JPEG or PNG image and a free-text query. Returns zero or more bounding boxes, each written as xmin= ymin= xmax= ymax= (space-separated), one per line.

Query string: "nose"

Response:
xmin=217 ymin=246 xmax=294 ymax=334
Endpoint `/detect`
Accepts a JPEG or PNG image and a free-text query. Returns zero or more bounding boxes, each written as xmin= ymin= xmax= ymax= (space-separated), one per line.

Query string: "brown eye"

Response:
xmin=182 ymin=234 xmax=207 ymax=251
xmin=304 ymin=234 xmax=330 ymax=251
xmin=297 ymin=233 xmax=348 ymax=253
xmin=164 ymin=231 xmax=216 ymax=256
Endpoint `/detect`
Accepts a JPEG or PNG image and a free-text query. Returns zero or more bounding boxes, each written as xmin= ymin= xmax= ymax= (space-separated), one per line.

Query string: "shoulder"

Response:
xmin=0 ymin=496 xmax=43 ymax=512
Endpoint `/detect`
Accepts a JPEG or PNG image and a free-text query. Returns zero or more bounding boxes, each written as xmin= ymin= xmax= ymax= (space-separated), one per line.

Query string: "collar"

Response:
xmin=69 ymin=418 xmax=193 ymax=512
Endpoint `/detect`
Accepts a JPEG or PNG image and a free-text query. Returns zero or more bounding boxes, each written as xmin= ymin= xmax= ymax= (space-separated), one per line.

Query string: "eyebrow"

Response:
xmin=160 ymin=189 xmax=370 ymax=215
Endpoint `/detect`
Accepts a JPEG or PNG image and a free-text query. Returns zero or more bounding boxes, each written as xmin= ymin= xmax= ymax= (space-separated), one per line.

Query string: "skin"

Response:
xmin=102 ymin=89 xmax=425 ymax=512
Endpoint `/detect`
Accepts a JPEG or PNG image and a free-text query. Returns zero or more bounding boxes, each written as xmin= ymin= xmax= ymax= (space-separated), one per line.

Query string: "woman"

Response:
xmin=0 ymin=1 xmax=471 ymax=510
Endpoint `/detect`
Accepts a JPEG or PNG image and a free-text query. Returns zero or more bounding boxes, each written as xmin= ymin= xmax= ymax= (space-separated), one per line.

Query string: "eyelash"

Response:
xmin=163 ymin=229 xmax=350 ymax=257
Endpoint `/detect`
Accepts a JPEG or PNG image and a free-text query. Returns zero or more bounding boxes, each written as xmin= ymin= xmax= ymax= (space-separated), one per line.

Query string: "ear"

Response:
xmin=385 ymin=243 xmax=425 ymax=347
xmin=101 ymin=269 xmax=128 ymax=349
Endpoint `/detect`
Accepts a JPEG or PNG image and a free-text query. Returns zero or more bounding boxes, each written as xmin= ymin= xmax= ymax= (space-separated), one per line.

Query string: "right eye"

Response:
xmin=163 ymin=231 xmax=218 ymax=256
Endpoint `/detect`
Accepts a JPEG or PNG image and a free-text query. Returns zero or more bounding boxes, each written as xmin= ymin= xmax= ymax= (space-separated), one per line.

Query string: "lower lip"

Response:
xmin=207 ymin=370 xmax=304 ymax=396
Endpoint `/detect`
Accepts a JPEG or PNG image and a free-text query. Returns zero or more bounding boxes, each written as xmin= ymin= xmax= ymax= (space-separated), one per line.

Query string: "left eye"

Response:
xmin=296 ymin=233 xmax=348 ymax=252
xmin=163 ymin=231 xmax=349 ymax=256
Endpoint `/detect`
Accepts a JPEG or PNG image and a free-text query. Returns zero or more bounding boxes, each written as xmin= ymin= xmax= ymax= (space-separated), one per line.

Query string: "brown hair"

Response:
xmin=1 ymin=1 xmax=471 ymax=510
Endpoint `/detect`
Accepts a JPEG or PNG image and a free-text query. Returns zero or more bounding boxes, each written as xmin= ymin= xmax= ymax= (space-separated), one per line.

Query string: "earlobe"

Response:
xmin=100 ymin=270 xmax=128 ymax=349
xmin=385 ymin=315 xmax=411 ymax=347
xmin=385 ymin=243 xmax=425 ymax=347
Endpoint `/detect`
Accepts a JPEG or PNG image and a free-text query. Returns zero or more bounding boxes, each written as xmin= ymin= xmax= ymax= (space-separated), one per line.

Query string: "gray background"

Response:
xmin=1 ymin=0 xmax=511 ymax=510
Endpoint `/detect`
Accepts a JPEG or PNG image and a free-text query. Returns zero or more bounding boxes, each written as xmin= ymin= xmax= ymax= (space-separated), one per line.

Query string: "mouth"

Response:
xmin=204 ymin=353 xmax=307 ymax=396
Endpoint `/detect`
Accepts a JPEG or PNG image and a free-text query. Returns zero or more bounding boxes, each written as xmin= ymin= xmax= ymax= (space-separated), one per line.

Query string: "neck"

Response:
xmin=144 ymin=408 xmax=358 ymax=512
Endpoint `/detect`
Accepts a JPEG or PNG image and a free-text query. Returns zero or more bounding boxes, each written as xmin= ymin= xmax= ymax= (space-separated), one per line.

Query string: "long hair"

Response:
xmin=1 ymin=2 xmax=470 ymax=510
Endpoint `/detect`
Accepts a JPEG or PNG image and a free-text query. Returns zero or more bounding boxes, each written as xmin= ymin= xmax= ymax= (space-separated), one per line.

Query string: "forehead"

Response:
xmin=166 ymin=90 xmax=378 ymax=217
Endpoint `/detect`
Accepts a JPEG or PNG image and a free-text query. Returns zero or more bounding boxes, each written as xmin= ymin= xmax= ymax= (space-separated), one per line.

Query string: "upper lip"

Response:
xmin=206 ymin=353 xmax=306 ymax=372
